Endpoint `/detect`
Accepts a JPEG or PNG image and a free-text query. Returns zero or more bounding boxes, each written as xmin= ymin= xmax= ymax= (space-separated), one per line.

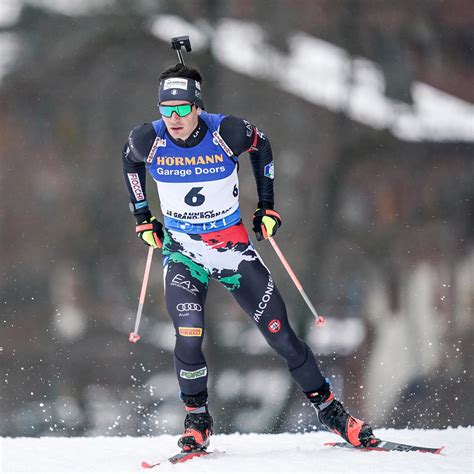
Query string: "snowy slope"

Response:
xmin=1 ymin=427 xmax=472 ymax=473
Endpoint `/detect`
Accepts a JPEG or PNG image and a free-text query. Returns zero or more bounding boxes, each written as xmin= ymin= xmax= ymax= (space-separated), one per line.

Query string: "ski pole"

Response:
xmin=129 ymin=246 xmax=154 ymax=343
xmin=267 ymin=236 xmax=325 ymax=327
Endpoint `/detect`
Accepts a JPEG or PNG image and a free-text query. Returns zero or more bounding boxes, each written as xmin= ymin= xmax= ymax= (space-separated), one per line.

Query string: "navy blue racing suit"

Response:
xmin=122 ymin=112 xmax=325 ymax=397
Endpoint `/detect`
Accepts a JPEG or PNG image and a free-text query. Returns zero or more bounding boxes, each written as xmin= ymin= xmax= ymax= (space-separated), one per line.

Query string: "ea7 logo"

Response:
xmin=243 ymin=119 xmax=253 ymax=137
xmin=171 ymin=274 xmax=199 ymax=295
xmin=256 ymin=127 xmax=266 ymax=140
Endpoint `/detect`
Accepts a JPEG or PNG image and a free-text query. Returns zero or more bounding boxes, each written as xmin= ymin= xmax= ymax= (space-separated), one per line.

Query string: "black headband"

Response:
xmin=158 ymin=77 xmax=204 ymax=108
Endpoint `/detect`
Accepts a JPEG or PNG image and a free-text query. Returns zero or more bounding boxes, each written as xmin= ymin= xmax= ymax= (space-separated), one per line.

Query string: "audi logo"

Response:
xmin=176 ymin=303 xmax=202 ymax=312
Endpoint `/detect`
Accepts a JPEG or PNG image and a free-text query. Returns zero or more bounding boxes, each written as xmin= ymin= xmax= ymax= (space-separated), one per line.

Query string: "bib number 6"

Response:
xmin=185 ymin=187 xmax=205 ymax=207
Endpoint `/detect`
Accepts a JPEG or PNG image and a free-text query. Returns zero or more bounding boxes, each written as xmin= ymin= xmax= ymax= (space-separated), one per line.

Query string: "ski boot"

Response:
xmin=306 ymin=381 xmax=379 ymax=448
xmin=178 ymin=391 xmax=213 ymax=452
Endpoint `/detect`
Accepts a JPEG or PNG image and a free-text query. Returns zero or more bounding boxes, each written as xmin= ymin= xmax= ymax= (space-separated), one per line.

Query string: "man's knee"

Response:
xmin=175 ymin=330 xmax=205 ymax=361
xmin=263 ymin=325 xmax=307 ymax=366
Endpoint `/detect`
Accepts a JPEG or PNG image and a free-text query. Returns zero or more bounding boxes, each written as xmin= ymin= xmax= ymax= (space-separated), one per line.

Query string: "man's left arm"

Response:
xmin=219 ymin=116 xmax=282 ymax=240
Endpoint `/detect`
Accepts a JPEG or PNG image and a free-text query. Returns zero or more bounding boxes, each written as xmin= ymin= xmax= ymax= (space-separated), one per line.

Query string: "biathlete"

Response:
xmin=122 ymin=62 xmax=378 ymax=452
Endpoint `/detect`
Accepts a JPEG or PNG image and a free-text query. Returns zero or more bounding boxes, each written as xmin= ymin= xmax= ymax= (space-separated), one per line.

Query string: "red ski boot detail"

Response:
xmin=318 ymin=399 xmax=379 ymax=447
xmin=306 ymin=382 xmax=379 ymax=448
xmin=178 ymin=409 xmax=213 ymax=451
xmin=179 ymin=427 xmax=211 ymax=451
xmin=345 ymin=416 xmax=365 ymax=447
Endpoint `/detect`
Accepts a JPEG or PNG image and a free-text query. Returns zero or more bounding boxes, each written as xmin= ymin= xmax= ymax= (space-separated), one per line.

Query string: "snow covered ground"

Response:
xmin=0 ymin=427 xmax=472 ymax=473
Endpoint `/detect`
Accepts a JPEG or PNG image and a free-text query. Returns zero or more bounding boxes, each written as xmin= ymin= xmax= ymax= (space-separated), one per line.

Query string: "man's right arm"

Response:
xmin=122 ymin=123 xmax=156 ymax=219
xmin=122 ymin=123 xmax=164 ymax=248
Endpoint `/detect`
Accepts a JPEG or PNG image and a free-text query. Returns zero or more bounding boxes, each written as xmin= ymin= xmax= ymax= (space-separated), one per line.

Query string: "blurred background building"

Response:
xmin=0 ymin=0 xmax=473 ymax=437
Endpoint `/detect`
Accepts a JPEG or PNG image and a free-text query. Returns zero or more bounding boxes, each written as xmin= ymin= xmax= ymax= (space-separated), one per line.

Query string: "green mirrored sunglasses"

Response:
xmin=159 ymin=103 xmax=194 ymax=118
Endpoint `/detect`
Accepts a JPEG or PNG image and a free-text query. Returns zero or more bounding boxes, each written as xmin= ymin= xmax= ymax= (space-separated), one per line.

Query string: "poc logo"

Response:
xmin=176 ymin=303 xmax=202 ymax=312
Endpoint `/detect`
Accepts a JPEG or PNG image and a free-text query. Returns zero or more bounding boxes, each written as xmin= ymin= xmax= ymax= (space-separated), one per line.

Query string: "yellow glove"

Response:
xmin=252 ymin=208 xmax=282 ymax=241
xmin=135 ymin=213 xmax=163 ymax=249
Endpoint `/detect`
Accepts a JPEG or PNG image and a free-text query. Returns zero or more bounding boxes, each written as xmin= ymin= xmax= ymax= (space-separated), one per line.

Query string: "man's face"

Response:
xmin=160 ymin=100 xmax=200 ymax=140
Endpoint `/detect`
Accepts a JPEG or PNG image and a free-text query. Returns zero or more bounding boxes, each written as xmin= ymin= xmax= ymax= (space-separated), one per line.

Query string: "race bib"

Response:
xmin=156 ymin=167 xmax=240 ymax=224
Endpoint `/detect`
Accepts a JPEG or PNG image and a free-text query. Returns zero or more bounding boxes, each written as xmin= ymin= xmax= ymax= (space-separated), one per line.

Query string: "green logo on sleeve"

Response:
xmin=180 ymin=367 xmax=208 ymax=379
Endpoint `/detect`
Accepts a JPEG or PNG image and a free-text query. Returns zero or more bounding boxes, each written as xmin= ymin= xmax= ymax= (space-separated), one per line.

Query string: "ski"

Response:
xmin=324 ymin=440 xmax=444 ymax=454
xmin=141 ymin=449 xmax=216 ymax=468
xmin=168 ymin=449 xmax=213 ymax=464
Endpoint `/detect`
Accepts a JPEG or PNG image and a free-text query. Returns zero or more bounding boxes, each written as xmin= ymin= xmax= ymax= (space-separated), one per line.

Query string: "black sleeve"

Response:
xmin=219 ymin=116 xmax=275 ymax=209
xmin=122 ymin=123 xmax=156 ymax=218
